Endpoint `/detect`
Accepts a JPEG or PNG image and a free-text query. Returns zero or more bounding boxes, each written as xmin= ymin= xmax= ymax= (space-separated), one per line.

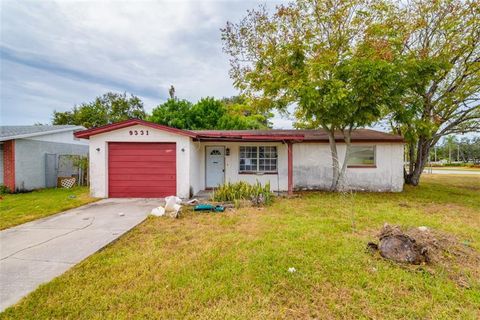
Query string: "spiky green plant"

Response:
xmin=212 ymin=181 xmax=273 ymax=205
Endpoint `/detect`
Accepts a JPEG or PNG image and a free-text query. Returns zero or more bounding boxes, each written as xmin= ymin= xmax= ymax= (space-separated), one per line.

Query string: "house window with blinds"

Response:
xmin=239 ymin=146 xmax=278 ymax=173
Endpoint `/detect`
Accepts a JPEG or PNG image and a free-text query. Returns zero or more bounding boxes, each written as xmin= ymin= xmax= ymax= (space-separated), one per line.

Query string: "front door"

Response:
xmin=206 ymin=146 xmax=225 ymax=188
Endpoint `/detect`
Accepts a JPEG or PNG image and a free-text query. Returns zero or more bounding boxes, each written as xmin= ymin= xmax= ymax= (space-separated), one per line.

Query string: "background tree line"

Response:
xmin=53 ymin=91 xmax=273 ymax=130
xmin=429 ymin=136 xmax=480 ymax=165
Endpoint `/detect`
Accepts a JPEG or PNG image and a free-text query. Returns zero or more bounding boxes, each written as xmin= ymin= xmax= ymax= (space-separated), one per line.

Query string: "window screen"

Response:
xmin=239 ymin=146 xmax=277 ymax=172
xmin=347 ymin=146 xmax=375 ymax=166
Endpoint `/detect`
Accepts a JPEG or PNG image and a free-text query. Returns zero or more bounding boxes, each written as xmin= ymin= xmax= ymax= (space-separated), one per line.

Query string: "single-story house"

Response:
xmin=1 ymin=125 xmax=88 ymax=191
xmin=75 ymin=119 xmax=404 ymax=198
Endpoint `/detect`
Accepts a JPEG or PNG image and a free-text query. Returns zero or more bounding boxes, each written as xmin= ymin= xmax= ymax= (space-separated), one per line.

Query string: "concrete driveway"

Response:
xmin=0 ymin=198 xmax=160 ymax=311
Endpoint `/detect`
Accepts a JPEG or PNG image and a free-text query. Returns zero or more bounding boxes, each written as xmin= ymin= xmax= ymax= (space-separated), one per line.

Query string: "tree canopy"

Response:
xmin=388 ymin=0 xmax=480 ymax=185
xmin=222 ymin=0 xmax=479 ymax=188
xmin=222 ymin=0 xmax=403 ymax=190
xmin=52 ymin=92 xmax=146 ymax=128
xmin=149 ymin=96 xmax=272 ymax=130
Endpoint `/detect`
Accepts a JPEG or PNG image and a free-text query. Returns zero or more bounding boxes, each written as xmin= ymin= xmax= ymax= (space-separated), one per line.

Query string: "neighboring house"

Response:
xmin=75 ymin=119 xmax=404 ymax=199
xmin=1 ymin=125 xmax=88 ymax=191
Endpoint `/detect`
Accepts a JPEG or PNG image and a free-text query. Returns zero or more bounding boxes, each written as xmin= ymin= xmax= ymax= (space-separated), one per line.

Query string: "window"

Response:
xmin=347 ymin=146 xmax=376 ymax=167
xmin=210 ymin=149 xmax=221 ymax=155
xmin=239 ymin=146 xmax=277 ymax=173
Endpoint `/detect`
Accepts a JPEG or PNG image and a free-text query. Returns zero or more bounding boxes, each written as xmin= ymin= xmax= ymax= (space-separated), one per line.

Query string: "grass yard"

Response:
xmin=0 ymin=187 xmax=98 ymax=230
xmin=1 ymin=175 xmax=479 ymax=319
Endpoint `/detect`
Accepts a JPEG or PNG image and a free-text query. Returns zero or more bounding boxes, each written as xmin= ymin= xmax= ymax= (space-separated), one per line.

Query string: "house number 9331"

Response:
xmin=129 ymin=130 xmax=149 ymax=136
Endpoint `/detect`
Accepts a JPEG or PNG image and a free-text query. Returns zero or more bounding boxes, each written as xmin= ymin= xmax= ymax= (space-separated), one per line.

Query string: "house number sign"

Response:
xmin=129 ymin=130 xmax=149 ymax=136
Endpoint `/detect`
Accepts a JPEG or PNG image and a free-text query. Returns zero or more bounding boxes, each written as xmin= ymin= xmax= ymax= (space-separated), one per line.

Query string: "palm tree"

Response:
xmin=444 ymin=136 xmax=457 ymax=164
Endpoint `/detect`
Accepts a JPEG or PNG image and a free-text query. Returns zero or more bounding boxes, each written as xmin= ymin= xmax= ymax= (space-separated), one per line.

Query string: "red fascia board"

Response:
xmin=74 ymin=119 xmax=197 ymax=139
xmin=195 ymin=135 xmax=305 ymax=142
xmin=301 ymin=138 xmax=405 ymax=143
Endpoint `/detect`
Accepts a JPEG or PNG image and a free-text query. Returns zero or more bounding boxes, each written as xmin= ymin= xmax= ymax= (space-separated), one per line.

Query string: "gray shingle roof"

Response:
xmin=0 ymin=125 xmax=84 ymax=141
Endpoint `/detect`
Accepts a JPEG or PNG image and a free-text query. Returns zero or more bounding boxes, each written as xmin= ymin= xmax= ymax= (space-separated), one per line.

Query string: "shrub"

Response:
xmin=0 ymin=185 xmax=11 ymax=194
xmin=212 ymin=181 xmax=273 ymax=206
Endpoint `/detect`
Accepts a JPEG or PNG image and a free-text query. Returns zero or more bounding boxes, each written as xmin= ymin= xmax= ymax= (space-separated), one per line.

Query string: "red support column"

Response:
xmin=287 ymin=141 xmax=293 ymax=195
xmin=3 ymin=140 xmax=15 ymax=192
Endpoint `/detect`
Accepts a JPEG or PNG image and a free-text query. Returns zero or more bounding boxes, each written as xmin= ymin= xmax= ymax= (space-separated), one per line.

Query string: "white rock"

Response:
xmin=118 ymin=212 xmax=125 ymax=217
xmin=418 ymin=226 xmax=428 ymax=232
xmin=288 ymin=267 xmax=296 ymax=273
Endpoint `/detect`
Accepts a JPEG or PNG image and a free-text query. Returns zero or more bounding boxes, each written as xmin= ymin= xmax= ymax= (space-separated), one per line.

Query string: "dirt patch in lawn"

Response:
xmin=368 ymin=224 xmax=480 ymax=288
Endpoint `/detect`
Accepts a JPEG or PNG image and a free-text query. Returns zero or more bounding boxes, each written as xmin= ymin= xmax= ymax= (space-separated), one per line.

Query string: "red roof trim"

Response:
xmin=195 ymin=135 xmax=305 ymax=141
xmin=74 ymin=119 xmax=197 ymax=139
xmin=300 ymin=139 xmax=404 ymax=143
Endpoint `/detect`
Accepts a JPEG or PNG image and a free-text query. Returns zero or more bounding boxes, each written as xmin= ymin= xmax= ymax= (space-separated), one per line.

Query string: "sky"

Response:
xmin=0 ymin=1 xmax=477 ymax=140
xmin=1 ymin=0 xmax=293 ymax=127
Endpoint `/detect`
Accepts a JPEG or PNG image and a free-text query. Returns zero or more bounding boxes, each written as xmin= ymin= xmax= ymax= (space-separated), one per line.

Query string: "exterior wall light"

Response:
xmin=96 ymin=148 xmax=100 ymax=152
xmin=226 ymin=148 xmax=230 ymax=156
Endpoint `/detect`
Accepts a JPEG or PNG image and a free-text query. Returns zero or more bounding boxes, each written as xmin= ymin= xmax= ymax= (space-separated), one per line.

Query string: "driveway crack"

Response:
xmin=0 ymin=217 xmax=96 ymax=261
xmin=9 ymin=256 xmax=74 ymax=265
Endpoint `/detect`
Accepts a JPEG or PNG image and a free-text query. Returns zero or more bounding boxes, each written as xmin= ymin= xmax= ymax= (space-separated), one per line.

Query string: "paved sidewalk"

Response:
xmin=0 ymin=198 xmax=160 ymax=311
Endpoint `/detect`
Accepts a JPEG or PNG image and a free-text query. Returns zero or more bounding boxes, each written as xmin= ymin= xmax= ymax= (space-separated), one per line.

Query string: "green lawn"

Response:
xmin=0 ymin=187 xmax=98 ymax=230
xmin=1 ymin=175 xmax=479 ymax=319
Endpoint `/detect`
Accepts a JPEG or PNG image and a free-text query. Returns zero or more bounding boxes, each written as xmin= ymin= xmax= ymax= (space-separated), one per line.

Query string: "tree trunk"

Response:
xmin=408 ymin=142 xmax=415 ymax=174
xmin=327 ymin=130 xmax=340 ymax=191
xmin=405 ymin=137 xmax=431 ymax=186
xmin=336 ymin=130 xmax=352 ymax=191
xmin=327 ymin=129 xmax=352 ymax=192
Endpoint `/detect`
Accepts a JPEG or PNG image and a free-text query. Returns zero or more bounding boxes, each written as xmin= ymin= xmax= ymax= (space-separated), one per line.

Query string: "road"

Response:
xmin=423 ymin=169 xmax=480 ymax=175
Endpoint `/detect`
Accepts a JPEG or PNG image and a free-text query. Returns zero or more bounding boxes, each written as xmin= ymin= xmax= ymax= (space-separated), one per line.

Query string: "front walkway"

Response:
xmin=0 ymin=198 xmax=160 ymax=311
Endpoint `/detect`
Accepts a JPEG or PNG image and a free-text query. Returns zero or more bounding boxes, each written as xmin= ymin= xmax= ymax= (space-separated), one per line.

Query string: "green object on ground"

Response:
xmin=194 ymin=204 xmax=215 ymax=211
xmin=194 ymin=204 xmax=225 ymax=212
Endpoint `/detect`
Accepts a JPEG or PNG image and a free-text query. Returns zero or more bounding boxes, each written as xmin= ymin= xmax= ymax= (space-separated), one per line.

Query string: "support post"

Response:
xmin=3 ymin=140 xmax=15 ymax=192
xmin=287 ymin=141 xmax=293 ymax=195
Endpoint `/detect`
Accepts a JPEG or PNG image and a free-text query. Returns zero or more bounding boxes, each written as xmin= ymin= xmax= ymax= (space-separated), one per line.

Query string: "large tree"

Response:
xmin=389 ymin=0 xmax=480 ymax=185
xmin=149 ymin=96 xmax=272 ymax=130
xmin=222 ymin=0 xmax=403 ymax=190
xmin=53 ymin=92 xmax=146 ymax=128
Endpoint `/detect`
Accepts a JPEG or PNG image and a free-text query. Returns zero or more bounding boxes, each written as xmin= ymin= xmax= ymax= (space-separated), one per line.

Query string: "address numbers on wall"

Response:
xmin=129 ymin=130 xmax=149 ymax=136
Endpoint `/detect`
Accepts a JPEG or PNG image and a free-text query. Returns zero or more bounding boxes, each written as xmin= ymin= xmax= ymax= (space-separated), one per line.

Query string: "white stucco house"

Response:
xmin=75 ymin=119 xmax=405 ymax=198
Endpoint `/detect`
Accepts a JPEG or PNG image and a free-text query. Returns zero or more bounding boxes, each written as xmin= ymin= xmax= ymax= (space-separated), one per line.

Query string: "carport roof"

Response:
xmin=74 ymin=119 xmax=404 ymax=142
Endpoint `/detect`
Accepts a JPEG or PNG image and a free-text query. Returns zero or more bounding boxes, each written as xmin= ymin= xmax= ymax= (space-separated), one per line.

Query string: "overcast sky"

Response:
xmin=1 ymin=0 xmax=294 ymax=127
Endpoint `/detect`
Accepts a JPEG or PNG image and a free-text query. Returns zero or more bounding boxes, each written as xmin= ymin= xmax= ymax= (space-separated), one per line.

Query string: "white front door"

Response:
xmin=206 ymin=146 xmax=225 ymax=188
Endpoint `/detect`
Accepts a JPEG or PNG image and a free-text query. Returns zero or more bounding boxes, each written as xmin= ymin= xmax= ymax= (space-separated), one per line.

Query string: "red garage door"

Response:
xmin=108 ymin=142 xmax=176 ymax=198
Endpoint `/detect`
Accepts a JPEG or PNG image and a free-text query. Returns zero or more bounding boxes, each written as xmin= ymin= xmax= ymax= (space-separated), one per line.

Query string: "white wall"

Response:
xmin=293 ymin=142 xmax=404 ymax=192
xmin=194 ymin=141 xmax=289 ymax=192
xmin=88 ymin=125 xmax=192 ymax=198
xmin=87 ymin=126 xmax=404 ymax=198
xmin=189 ymin=140 xmax=203 ymax=196
xmin=27 ymin=130 xmax=87 ymax=145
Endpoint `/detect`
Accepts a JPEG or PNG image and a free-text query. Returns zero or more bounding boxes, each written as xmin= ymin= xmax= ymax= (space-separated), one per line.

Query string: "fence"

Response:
xmin=45 ymin=154 xmax=88 ymax=187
